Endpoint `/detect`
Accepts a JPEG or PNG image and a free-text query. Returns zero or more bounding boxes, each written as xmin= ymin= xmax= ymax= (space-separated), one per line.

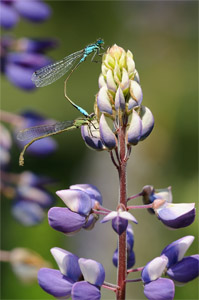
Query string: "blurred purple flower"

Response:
xmin=1 ymin=36 xmax=57 ymax=90
xmin=0 ymin=0 xmax=51 ymax=29
xmin=15 ymin=110 xmax=57 ymax=156
xmin=11 ymin=170 xmax=54 ymax=226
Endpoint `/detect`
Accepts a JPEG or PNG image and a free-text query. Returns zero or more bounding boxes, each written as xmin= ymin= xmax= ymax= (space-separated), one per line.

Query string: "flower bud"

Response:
xmin=127 ymin=109 xmax=142 ymax=145
xmin=78 ymin=258 xmax=105 ymax=286
xmin=81 ymin=120 xmax=104 ymax=151
xmin=99 ymin=114 xmax=117 ymax=149
xmin=129 ymin=80 xmax=143 ymax=104
xmin=115 ymin=86 xmax=125 ymax=110
xmin=50 ymin=248 xmax=81 ymax=281
xmin=97 ymin=86 xmax=112 ymax=114
xmin=56 ymin=189 xmax=92 ymax=216
xmin=139 ymin=106 xmax=154 ymax=140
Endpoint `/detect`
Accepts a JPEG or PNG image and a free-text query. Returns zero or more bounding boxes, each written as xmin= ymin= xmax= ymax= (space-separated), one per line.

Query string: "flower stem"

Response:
xmin=116 ymin=123 xmax=128 ymax=300
xmin=127 ymin=204 xmax=153 ymax=210
xmin=127 ymin=266 xmax=144 ymax=274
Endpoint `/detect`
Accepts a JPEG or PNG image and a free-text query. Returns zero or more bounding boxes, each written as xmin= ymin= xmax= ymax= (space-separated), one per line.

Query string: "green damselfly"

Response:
xmin=17 ymin=114 xmax=95 ymax=166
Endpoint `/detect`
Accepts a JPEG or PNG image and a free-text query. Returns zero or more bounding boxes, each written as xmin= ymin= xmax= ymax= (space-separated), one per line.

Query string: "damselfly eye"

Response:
xmin=97 ymin=38 xmax=104 ymax=45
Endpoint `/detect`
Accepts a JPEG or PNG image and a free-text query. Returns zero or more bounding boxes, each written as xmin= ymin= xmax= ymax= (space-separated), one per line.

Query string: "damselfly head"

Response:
xmin=96 ymin=38 xmax=104 ymax=47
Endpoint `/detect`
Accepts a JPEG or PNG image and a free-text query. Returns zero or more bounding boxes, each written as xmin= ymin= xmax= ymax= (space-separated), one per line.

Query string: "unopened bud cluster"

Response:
xmin=81 ymin=45 xmax=154 ymax=151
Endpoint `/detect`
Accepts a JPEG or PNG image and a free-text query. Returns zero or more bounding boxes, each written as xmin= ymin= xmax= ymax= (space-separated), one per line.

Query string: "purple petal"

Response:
xmin=17 ymin=38 xmax=57 ymax=53
xmin=112 ymin=216 xmax=128 ymax=235
xmin=56 ymin=189 xmax=92 ymax=216
xmin=140 ymin=106 xmax=154 ymax=140
xmin=141 ymin=255 xmax=168 ymax=284
xmin=167 ymin=255 xmax=199 ymax=283
xmin=12 ymin=200 xmax=44 ymax=226
xmin=157 ymin=203 xmax=195 ymax=229
xmin=17 ymin=134 xmax=57 ymax=155
xmin=0 ymin=3 xmax=19 ymax=29
xmin=112 ymin=248 xmax=135 ymax=269
xmin=14 ymin=0 xmax=51 ymax=22
xmin=161 ymin=236 xmax=195 ymax=268
xmin=38 ymin=268 xmax=74 ymax=298
xmin=5 ymin=64 xmax=36 ymax=90
xmin=99 ymin=114 xmax=117 ymax=149
xmin=48 ymin=207 xmax=86 ymax=234
xmin=127 ymin=250 xmax=135 ymax=269
xmin=71 ymin=281 xmax=101 ymax=300
xmin=81 ymin=124 xmax=104 ymax=151
xmin=50 ymin=248 xmax=82 ymax=281
xmin=97 ymin=86 xmax=112 ymax=114
xmin=78 ymin=258 xmax=105 ymax=286
xmin=127 ymin=109 xmax=142 ymax=145
xmin=70 ymin=184 xmax=102 ymax=205
xmin=7 ymin=52 xmax=52 ymax=69
xmin=144 ymin=278 xmax=175 ymax=300
xmin=127 ymin=224 xmax=134 ymax=251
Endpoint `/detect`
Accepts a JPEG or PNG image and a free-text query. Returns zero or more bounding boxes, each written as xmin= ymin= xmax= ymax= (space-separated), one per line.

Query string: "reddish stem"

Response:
xmin=125 ymin=278 xmax=142 ymax=283
xmin=127 ymin=192 xmax=143 ymax=202
xmin=116 ymin=124 xmax=127 ymax=300
xmin=127 ymin=204 xmax=153 ymax=210
xmin=127 ymin=266 xmax=144 ymax=274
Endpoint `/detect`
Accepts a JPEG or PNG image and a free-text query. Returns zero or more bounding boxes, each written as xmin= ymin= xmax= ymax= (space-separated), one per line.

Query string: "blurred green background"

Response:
xmin=1 ymin=1 xmax=198 ymax=299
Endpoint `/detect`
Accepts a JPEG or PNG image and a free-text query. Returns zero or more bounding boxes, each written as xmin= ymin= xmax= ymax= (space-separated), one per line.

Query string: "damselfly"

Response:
xmin=17 ymin=114 xmax=95 ymax=166
xmin=32 ymin=38 xmax=104 ymax=117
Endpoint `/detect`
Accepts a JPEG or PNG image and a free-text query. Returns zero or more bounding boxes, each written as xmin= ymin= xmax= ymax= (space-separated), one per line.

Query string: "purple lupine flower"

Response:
xmin=15 ymin=110 xmax=57 ymax=155
xmin=0 ymin=0 xmax=51 ymax=29
xmin=113 ymin=224 xmax=135 ymax=268
xmin=101 ymin=209 xmax=137 ymax=235
xmin=48 ymin=184 xmax=102 ymax=235
xmin=1 ymin=36 xmax=56 ymax=90
xmin=81 ymin=119 xmax=104 ymax=151
xmin=99 ymin=114 xmax=117 ymax=149
xmin=156 ymin=202 xmax=195 ymax=229
xmin=161 ymin=235 xmax=195 ymax=268
xmin=166 ymin=255 xmax=199 ymax=283
xmin=38 ymin=247 xmax=105 ymax=299
xmin=141 ymin=236 xmax=199 ymax=300
xmin=12 ymin=171 xmax=54 ymax=226
xmin=3 ymin=52 xmax=52 ymax=90
xmin=1 ymin=35 xmax=57 ymax=54
xmin=141 ymin=185 xmax=195 ymax=228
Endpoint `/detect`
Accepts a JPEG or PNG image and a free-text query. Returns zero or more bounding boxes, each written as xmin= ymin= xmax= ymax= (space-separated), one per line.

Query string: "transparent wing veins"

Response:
xmin=17 ymin=121 xmax=75 ymax=141
xmin=32 ymin=50 xmax=84 ymax=87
